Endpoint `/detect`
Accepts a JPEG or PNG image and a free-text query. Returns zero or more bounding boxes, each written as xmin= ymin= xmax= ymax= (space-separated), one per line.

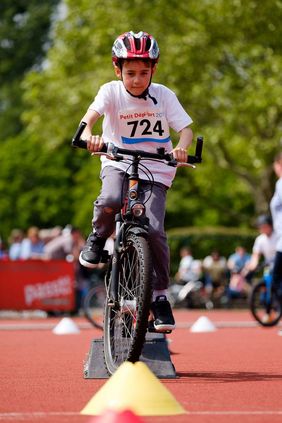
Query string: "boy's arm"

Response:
xmin=171 ymin=127 xmax=193 ymax=162
xmin=80 ymin=109 xmax=104 ymax=152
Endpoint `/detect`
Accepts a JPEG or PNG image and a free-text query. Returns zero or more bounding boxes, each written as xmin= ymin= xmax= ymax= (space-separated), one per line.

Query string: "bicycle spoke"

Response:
xmin=103 ymin=233 xmax=152 ymax=374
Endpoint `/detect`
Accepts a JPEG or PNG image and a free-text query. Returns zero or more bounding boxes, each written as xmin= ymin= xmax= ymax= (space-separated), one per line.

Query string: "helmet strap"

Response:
xmin=125 ymin=87 xmax=157 ymax=105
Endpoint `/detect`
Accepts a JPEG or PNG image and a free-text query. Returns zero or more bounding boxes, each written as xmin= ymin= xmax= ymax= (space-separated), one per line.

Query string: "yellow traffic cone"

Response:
xmin=81 ymin=361 xmax=186 ymax=416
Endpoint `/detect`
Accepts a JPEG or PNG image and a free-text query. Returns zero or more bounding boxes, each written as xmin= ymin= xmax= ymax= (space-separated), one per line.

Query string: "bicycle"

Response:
xmin=72 ymin=121 xmax=203 ymax=374
xmin=249 ymin=263 xmax=282 ymax=327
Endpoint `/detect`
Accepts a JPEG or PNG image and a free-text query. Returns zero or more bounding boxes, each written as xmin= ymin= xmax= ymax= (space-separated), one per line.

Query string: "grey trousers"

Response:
xmin=92 ymin=166 xmax=170 ymax=290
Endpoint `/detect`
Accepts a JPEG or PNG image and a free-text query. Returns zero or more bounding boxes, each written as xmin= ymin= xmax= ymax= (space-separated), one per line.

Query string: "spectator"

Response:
xmin=227 ymin=246 xmax=251 ymax=298
xmin=20 ymin=226 xmax=45 ymax=260
xmin=227 ymin=246 xmax=251 ymax=273
xmin=44 ymin=226 xmax=87 ymax=313
xmin=175 ymin=246 xmax=194 ymax=284
xmin=44 ymin=226 xmax=84 ymax=260
xmin=8 ymin=229 xmax=24 ymax=260
xmin=39 ymin=226 xmax=63 ymax=244
xmin=0 ymin=236 xmax=8 ymax=259
xmin=203 ymin=250 xmax=228 ymax=303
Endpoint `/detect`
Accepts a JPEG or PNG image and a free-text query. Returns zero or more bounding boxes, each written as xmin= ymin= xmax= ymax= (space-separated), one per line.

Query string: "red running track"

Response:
xmin=0 ymin=310 xmax=282 ymax=423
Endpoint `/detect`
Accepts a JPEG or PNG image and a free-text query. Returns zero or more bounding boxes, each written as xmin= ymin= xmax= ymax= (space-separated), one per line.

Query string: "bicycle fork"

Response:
xmin=264 ymin=273 xmax=273 ymax=314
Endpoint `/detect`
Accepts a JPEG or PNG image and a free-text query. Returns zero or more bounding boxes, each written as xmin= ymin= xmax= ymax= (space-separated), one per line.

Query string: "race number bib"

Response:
xmin=118 ymin=108 xmax=170 ymax=145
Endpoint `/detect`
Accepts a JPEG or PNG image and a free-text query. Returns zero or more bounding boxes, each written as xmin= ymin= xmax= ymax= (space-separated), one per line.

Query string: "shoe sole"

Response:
xmin=79 ymin=252 xmax=99 ymax=269
xmin=153 ymin=323 xmax=175 ymax=332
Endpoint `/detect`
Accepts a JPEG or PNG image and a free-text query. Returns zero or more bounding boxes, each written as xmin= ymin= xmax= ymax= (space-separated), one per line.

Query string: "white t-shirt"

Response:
xmin=252 ymin=232 xmax=277 ymax=263
xmin=270 ymin=177 xmax=282 ymax=252
xmin=88 ymin=81 xmax=193 ymax=187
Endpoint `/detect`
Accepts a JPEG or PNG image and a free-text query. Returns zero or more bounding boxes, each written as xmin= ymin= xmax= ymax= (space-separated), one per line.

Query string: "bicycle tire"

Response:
xmin=249 ymin=280 xmax=282 ymax=327
xmin=84 ymin=285 xmax=106 ymax=330
xmin=103 ymin=233 xmax=153 ymax=374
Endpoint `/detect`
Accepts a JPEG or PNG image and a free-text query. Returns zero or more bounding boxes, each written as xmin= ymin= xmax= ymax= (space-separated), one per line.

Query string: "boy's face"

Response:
xmin=115 ymin=60 xmax=156 ymax=96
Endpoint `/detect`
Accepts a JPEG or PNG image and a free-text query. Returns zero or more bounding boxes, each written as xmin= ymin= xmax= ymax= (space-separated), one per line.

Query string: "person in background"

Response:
xmin=227 ymin=246 xmax=251 ymax=274
xmin=8 ymin=229 xmax=24 ymax=260
xmin=227 ymin=246 xmax=251 ymax=298
xmin=243 ymin=215 xmax=277 ymax=276
xmin=202 ymin=250 xmax=228 ymax=304
xmin=20 ymin=226 xmax=45 ymax=260
xmin=44 ymin=226 xmax=87 ymax=313
xmin=175 ymin=246 xmax=195 ymax=284
xmin=0 ymin=236 xmax=8 ymax=259
xmin=44 ymin=226 xmax=84 ymax=260
xmin=270 ymin=152 xmax=282 ymax=305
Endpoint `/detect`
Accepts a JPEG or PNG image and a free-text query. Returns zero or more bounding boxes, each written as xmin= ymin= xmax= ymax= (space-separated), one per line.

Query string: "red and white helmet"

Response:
xmin=112 ymin=31 xmax=160 ymax=65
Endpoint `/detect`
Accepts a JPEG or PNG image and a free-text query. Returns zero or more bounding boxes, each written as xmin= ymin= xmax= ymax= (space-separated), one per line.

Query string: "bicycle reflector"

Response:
xmin=131 ymin=203 xmax=145 ymax=217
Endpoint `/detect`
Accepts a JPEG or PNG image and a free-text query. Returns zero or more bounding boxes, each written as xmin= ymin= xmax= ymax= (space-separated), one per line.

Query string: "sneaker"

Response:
xmin=151 ymin=295 xmax=175 ymax=332
xmin=79 ymin=233 xmax=106 ymax=268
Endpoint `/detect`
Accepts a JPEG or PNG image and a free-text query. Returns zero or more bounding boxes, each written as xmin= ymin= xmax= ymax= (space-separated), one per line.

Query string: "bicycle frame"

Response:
xmin=262 ymin=267 xmax=273 ymax=313
xmin=108 ymin=156 xmax=150 ymax=306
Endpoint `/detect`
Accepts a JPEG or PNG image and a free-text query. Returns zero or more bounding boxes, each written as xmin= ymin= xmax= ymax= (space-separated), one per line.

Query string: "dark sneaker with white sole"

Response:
xmin=151 ymin=295 xmax=175 ymax=332
xmin=79 ymin=233 xmax=106 ymax=268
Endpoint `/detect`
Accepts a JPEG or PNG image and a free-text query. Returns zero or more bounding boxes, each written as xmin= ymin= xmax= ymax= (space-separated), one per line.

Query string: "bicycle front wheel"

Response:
xmin=104 ymin=233 xmax=153 ymax=375
xmin=249 ymin=281 xmax=282 ymax=327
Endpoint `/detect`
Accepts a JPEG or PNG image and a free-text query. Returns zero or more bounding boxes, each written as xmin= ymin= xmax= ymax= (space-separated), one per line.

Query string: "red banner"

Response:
xmin=0 ymin=260 xmax=75 ymax=311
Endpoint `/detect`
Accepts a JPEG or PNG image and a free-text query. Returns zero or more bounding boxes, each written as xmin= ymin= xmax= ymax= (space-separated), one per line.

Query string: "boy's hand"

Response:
xmin=171 ymin=147 xmax=188 ymax=163
xmin=87 ymin=135 xmax=104 ymax=153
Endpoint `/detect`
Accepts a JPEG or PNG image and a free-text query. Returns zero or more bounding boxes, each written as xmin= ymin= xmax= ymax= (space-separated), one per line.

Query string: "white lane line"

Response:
xmin=0 ymin=322 xmax=92 ymax=331
xmin=0 ymin=412 xmax=78 ymax=420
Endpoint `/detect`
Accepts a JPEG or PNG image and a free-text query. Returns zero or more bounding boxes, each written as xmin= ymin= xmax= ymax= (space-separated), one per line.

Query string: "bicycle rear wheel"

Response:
xmin=103 ymin=233 xmax=152 ymax=374
xmin=249 ymin=281 xmax=282 ymax=327
xmin=84 ymin=285 xmax=106 ymax=330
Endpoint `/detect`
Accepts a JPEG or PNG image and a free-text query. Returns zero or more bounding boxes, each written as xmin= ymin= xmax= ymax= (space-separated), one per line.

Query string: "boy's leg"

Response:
xmin=140 ymin=181 xmax=175 ymax=331
xmin=80 ymin=166 xmax=126 ymax=268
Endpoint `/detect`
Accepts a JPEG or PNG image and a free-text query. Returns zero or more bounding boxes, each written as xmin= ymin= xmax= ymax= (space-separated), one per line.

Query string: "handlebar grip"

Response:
xmin=72 ymin=121 xmax=87 ymax=149
xmin=187 ymin=136 xmax=203 ymax=164
xmin=195 ymin=136 xmax=203 ymax=161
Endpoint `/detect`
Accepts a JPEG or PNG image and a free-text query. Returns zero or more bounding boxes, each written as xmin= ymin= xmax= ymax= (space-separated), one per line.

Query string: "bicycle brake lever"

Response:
xmin=90 ymin=142 xmax=117 ymax=160
xmin=176 ymin=163 xmax=196 ymax=169
xmin=91 ymin=152 xmax=115 ymax=160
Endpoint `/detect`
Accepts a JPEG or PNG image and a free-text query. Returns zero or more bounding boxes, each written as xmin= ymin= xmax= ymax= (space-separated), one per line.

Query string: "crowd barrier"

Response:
xmin=0 ymin=260 xmax=75 ymax=311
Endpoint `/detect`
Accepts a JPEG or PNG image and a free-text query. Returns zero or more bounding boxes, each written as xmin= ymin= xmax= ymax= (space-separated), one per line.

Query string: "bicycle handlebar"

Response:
xmin=72 ymin=121 xmax=203 ymax=164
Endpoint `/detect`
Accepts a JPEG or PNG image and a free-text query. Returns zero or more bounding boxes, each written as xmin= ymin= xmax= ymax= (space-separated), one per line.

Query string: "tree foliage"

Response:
xmin=0 ymin=0 xmax=59 ymax=139
xmin=1 ymin=0 xmax=282 ymax=242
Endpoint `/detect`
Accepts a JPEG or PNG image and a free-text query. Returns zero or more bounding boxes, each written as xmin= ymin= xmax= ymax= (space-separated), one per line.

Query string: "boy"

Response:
xmin=79 ymin=31 xmax=193 ymax=332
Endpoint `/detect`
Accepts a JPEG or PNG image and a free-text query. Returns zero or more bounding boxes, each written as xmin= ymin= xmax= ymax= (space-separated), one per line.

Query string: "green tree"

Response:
xmin=1 ymin=0 xmax=282 ymax=241
xmin=0 ymin=0 xmax=59 ymax=241
xmin=0 ymin=0 xmax=59 ymax=140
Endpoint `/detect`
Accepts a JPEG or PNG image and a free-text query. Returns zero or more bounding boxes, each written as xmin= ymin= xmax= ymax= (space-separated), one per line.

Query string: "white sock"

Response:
xmin=153 ymin=289 xmax=168 ymax=301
